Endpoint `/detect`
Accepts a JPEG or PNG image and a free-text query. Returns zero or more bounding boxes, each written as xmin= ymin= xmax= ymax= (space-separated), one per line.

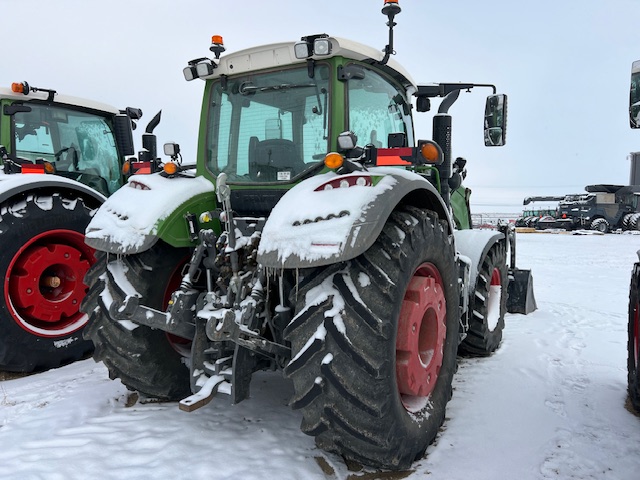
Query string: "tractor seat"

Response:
xmin=249 ymin=138 xmax=304 ymax=181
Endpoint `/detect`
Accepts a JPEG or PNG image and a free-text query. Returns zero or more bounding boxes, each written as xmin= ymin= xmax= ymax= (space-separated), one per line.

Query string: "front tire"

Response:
xmin=0 ymin=194 xmax=95 ymax=372
xmin=628 ymin=263 xmax=640 ymax=413
xmin=81 ymin=241 xmax=191 ymax=400
xmin=590 ymin=217 xmax=610 ymax=233
xmin=284 ymin=206 xmax=459 ymax=470
xmin=458 ymin=242 xmax=508 ymax=356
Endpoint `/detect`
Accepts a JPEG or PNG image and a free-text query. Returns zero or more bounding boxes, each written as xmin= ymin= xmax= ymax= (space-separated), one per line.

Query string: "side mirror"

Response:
xmin=630 ymin=60 xmax=640 ymax=129
xmin=484 ymin=94 xmax=508 ymax=147
xmin=113 ymin=114 xmax=135 ymax=157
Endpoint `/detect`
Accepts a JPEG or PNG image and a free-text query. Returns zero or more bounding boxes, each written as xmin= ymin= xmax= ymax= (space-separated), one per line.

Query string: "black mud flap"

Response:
xmin=507 ymin=268 xmax=537 ymax=314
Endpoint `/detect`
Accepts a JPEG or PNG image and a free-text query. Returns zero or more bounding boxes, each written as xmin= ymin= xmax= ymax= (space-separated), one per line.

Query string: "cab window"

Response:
xmin=13 ymin=104 xmax=122 ymax=195
xmin=347 ymin=66 xmax=414 ymax=148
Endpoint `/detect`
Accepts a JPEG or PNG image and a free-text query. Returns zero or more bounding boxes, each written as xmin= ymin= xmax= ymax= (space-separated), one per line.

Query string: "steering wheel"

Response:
xmin=54 ymin=145 xmax=79 ymax=171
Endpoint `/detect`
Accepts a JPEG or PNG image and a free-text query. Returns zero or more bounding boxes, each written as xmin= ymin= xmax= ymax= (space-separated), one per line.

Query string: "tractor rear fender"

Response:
xmin=453 ymin=229 xmax=504 ymax=290
xmin=0 ymin=174 xmax=106 ymax=208
xmin=257 ymin=167 xmax=452 ymax=269
xmin=84 ymin=173 xmax=216 ymax=255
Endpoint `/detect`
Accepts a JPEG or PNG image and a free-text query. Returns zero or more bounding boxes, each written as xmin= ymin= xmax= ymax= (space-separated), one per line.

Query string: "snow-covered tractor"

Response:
xmin=627 ymin=59 xmax=640 ymax=414
xmin=81 ymin=1 xmax=536 ymax=469
xmin=0 ymin=81 xmax=142 ymax=372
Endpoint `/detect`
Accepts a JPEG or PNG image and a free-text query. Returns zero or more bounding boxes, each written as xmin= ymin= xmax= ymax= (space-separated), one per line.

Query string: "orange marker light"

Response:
xmin=163 ymin=162 xmax=178 ymax=176
xmin=384 ymin=0 xmax=399 ymax=3
xmin=44 ymin=161 xmax=56 ymax=174
xmin=122 ymin=160 xmax=131 ymax=175
xmin=11 ymin=82 xmax=24 ymax=93
xmin=324 ymin=152 xmax=344 ymax=170
xmin=211 ymin=35 xmax=224 ymax=45
xmin=421 ymin=143 xmax=440 ymax=163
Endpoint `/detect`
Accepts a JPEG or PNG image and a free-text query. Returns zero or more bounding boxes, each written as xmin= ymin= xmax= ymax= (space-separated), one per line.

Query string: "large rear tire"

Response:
xmin=284 ymin=206 xmax=459 ymax=470
xmin=81 ymin=241 xmax=191 ymax=400
xmin=628 ymin=263 xmax=640 ymax=413
xmin=458 ymin=242 xmax=508 ymax=356
xmin=0 ymin=194 xmax=95 ymax=372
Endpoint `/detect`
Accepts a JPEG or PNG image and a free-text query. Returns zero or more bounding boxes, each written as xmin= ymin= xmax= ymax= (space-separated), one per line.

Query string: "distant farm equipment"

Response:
xmin=518 ymin=183 xmax=640 ymax=233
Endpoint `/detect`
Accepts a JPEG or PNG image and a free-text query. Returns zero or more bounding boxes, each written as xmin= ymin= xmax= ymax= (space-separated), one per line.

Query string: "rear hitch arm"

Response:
xmin=107 ymin=293 xmax=196 ymax=340
xmin=205 ymin=309 xmax=291 ymax=359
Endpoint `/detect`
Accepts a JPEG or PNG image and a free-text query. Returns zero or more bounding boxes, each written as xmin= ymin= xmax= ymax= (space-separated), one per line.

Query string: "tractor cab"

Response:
xmin=1 ymin=82 xmax=137 ymax=197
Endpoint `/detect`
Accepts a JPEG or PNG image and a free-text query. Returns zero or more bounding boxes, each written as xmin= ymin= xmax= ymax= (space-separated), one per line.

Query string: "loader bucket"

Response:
xmin=507 ymin=268 xmax=537 ymax=314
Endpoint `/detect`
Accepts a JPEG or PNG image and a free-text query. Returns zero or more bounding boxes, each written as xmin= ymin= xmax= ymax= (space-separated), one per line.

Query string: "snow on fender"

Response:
xmin=258 ymin=167 xmax=450 ymax=268
xmin=85 ymin=174 xmax=214 ymax=254
xmin=453 ymin=229 xmax=504 ymax=287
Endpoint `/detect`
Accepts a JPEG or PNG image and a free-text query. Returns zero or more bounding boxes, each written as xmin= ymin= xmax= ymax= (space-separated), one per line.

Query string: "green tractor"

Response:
xmin=0 ymin=80 xmax=142 ymax=372
xmin=81 ymin=1 xmax=535 ymax=469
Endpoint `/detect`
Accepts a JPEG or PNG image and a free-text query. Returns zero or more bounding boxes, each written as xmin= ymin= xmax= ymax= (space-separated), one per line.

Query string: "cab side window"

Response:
xmin=347 ymin=66 xmax=414 ymax=148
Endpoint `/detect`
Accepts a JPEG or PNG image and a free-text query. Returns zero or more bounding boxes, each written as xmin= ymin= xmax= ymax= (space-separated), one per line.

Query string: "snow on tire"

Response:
xmin=284 ymin=206 xmax=459 ymax=470
xmin=458 ymin=242 xmax=508 ymax=356
xmin=81 ymin=241 xmax=191 ymax=400
xmin=0 ymin=194 xmax=95 ymax=372
xmin=628 ymin=263 xmax=640 ymax=413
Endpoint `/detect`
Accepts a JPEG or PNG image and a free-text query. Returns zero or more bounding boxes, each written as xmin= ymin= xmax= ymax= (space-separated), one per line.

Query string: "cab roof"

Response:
xmin=203 ymin=36 xmax=417 ymax=90
xmin=0 ymin=86 xmax=119 ymax=115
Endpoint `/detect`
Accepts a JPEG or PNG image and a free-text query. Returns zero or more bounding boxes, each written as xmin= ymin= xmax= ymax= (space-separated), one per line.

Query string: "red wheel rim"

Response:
xmin=4 ymin=229 xmax=94 ymax=337
xmin=487 ymin=267 xmax=502 ymax=332
xmin=396 ymin=263 xmax=447 ymax=412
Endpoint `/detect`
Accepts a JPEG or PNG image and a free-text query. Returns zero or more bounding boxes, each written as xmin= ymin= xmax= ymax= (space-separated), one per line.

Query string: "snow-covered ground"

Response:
xmin=1 ymin=232 xmax=640 ymax=480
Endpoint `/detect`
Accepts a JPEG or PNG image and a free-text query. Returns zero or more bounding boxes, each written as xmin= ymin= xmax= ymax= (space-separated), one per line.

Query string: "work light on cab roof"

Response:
xmin=294 ymin=34 xmax=332 ymax=59
xmin=183 ymin=35 xmax=225 ymax=81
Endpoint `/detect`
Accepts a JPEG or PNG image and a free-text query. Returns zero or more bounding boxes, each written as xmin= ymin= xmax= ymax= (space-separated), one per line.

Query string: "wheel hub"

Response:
xmin=396 ymin=264 xmax=446 ymax=400
xmin=5 ymin=229 xmax=93 ymax=335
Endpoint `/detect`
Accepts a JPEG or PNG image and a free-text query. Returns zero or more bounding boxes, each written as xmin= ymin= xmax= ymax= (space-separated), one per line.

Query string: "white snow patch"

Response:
xmin=358 ymin=272 xmax=371 ymax=288
xmin=258 ymin=170 xmax=398 ymax=264
xmin=289 ymin=323 xmax=327 ymax=365
xmin=34 ymin=196 xmax=53 ymax=211
xmin=85 ymin=174 xmax=214 ymax=251
xmin=486 ymin=285 xmax=502 ymax=331
xmin=53 ymin=337 xmax=77 ymax=349
xmin=117 ymin=320 xmax=138 ymax=331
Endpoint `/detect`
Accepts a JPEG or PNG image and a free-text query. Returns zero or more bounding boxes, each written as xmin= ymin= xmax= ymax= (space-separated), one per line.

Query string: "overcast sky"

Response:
xmin=4 ymin=0 xmax=639 ymax=205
